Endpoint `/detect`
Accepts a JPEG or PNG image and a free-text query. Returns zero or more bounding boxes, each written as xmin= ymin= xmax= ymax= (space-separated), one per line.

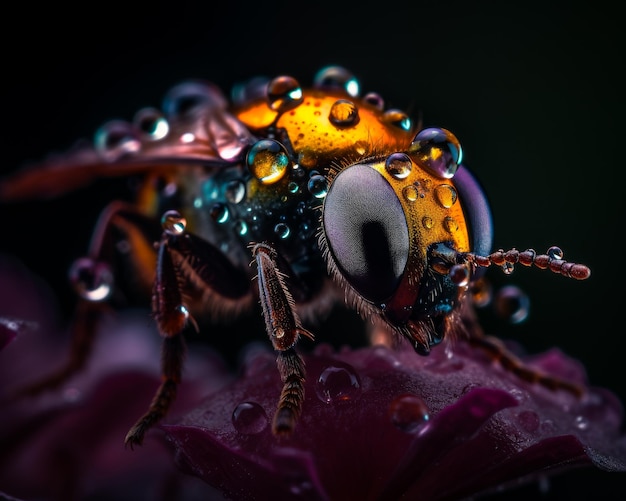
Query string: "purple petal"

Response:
xmin=163 ymin=340 xmax=626 ymax=500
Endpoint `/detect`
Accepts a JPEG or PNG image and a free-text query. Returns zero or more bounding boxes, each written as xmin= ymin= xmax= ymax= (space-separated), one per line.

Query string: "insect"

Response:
xmin=0 ymin=66 xmax=591 ymax=447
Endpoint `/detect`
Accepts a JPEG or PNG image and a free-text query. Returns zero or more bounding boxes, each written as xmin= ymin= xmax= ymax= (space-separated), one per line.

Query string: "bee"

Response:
xmin=0 ymin=66 xmax=591 ymax=447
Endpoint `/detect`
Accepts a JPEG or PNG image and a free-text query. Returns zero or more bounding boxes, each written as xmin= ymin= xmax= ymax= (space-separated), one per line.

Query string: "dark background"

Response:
xmin=1 ymin=1 xmax=624 ymax=499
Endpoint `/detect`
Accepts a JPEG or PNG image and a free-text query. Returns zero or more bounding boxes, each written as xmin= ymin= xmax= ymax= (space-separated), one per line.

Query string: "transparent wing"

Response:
xmin=0 ymin=80 xmax=256 ymax=201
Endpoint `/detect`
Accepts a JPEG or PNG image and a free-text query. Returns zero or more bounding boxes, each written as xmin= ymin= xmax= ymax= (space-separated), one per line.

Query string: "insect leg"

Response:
xmin=12 ymin=201 xmax=158 ymax=398
xmin=125 ymin=223 xmax=252 ymax=447
xmin=466 ymin=332 xmax=584 ymax=396
xmin=125 ymin=238 xmax=187 ymax=449
xmin=252 ymin=242 xmax=314 ymax=435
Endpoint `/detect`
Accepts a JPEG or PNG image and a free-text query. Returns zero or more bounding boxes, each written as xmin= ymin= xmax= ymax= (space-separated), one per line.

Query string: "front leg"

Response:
xmin=11 ymin=201 xmax=158 ymax=399
xmin=252 ymin=242 xmax=313 ymax=435
xmin=125 ymin=211 xmax=252 ymax=447
xmin=124 ymin=236 xmax=187 ymax=449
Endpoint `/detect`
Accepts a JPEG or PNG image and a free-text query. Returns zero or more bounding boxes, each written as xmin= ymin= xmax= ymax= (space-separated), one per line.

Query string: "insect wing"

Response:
xmin=0 ymin=81 xmax=256 ymax=201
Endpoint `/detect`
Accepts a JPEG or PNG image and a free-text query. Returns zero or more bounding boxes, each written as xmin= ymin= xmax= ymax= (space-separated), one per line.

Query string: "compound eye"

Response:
xmin=323 ymin=164 xmax=409 ymax=303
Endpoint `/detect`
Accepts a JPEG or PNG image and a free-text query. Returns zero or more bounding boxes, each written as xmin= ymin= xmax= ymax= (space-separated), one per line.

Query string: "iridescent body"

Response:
xmin=0 ymin=66 xmax=591 ymax=445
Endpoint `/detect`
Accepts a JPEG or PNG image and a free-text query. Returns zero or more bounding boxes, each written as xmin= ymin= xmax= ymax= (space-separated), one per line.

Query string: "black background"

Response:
xmin=1 ymin=1 xmax=624 ymax=499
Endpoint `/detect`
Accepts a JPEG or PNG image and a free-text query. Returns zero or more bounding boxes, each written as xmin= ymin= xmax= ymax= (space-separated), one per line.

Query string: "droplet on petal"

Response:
xmin=388 ymin=393 xmax=430 ymax=433
xmin=315 ymin=364 xmax=361 ymax=403
xmin=517 ymin=410 xmax=540 ymax=433
xmin=232 ymin=401 xmax=269 ymax=434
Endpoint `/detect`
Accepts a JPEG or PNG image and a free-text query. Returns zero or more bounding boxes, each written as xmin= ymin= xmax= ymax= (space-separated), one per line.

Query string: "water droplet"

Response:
xmin=177 ymin=305 xmax=190 ymax=320
xmin=202 ymin=178 xmax=220 ymax=201
xmin=494 ymin=285 xmax=529 ymax=323
xmin=501 ymin=262 xmax=514 ymax=275
xmin=288 ymin=181 xmax=299 ymax=193
xmin=162 ymin=81 xmax=224 ymax=118
xmin=94 ymin=120 xmax=140 ymax=160
xmin=388 ymin=393 xmax=430 ymax=433
xmin=509 ymin=388 xmax=529 ymax=403
xmin=434 ymin=184 xmax=458 ymax=208
xmin=517 ymin=410 xmax=540 ymax=433
xmin=231 ymin=76 xmax=270 ymax=106
xmin=292 ymin=163 xmax=306 ymax=179
xmin=288 ymin=480 xmax=315 ymax=496
xmin=247 ymin=139 xmax=290 ymax=184
xmin=313 ymin=66 xmax=359 ymax=97
xmin=443 ymin=216 xmax=459 ymax=233
xmin=267 ymin=75 xmax=303 ymax=112
xmin=163 ymin=182 xmax=177 ymax=198
xmin=225 ymin=179 xmax=246 ymax=204
xmin=422 ymin=216 xmax=434 ymax=229
xmin=385 ymin=152 xmax=412 ymax=179
xmin=161 ymin=210 xmax=186 ymax=235
xmin=298 ymin=222 xmax=312 ymax=240
xmin=133 ymin=107 xmax=169 ymax=140
xmin=363 ymin=92 xmax=384 ymax=110
xmin=232 ymin=401 xmax=268 ymax=434
xmin=69 ymin=257 xmax=113 ymax=301
xmin=403 ymin=185 xmax=419 ymax=202
xmin=409 ymin=128 xmax=462 ymax=179
xmin=234 ymin=220 xmax=248 ymax=236
xmin=469 ymin=277 xmax=492 ymax=307
xmin=449 ymin=263 xmax=470 ymax=287
xmin=210 ymin=203 xmax=229 ymax=223
xmin=315 ymin=364 xmax=361 ymax=403
xmin=308 ymin=174 xmax=328 ymax=198
xmin=574 ymin=415 xmax=590 ymax=431
xmin=274 ymin=222 xmax=291 ymax=239
xmin=547 ymin=246 xmax=564 ymax=260
xmin=382 ymin=109 xmax=412 ymax=131
xmin=329 ymin=99 xmax=359 ymax=127
xmin=180 ymin=132 xmax=195 ymax=143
